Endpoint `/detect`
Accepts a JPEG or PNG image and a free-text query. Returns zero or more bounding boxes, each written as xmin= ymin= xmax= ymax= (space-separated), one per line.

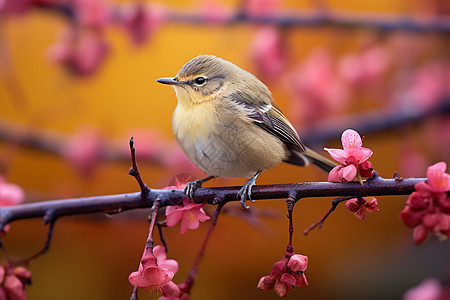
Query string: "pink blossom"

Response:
xmin=288 ymin=48 xmax=349 ymax=123
xmin=328 ymin=164 xmax=357 ymax=182
xmin=165 ymin=198 xmax=210 ymax=235
xmin=325 ymin=129 xmax=373 ymax=165
xmin=116 ymin=2 xmax=166 ymax=45
xmin=251 ymin=26 xmax=286 ymax=80
xmin=128 ymin=245 xmax=178 ymax=290
xmin=200 ymin=0 xmax=230 ymax=24
xmin=412 ymin=225 xmax=429 ymax=245
xmin=47 ymin=27 xmax=110 ymax=76
xmin=72 ymin=0 xmax=111 ymax=29
xmin=345 ymin=197 xmax=379 ymax=220
xmin=403 ymin=278 xmax=443 ymax=300
xmin=338 ymin=44 xmax=390 ymax=86
xmin=244 ymin=0 xmax=280 ymax=17
xmin=0 ymin=0 xmax=32 ymax=15
xmin=425 ymin=162 xmax=450 ymax=193
xmin=325 ymin=129 xmax=374 ymax=181
xmin=0 ymin=177 xmax=24 ymax=207
xmin=62 ymin=126 xmax=104 ymax=177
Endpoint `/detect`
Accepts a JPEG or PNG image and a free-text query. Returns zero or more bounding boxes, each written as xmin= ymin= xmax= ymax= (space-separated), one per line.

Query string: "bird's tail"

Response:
xmin=284 ymin=147 xmax=337 ymax=173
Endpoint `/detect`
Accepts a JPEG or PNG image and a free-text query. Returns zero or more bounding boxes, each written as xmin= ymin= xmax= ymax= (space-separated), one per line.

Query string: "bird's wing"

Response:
xmin=230 ymin=93 xmax=306 ymax=153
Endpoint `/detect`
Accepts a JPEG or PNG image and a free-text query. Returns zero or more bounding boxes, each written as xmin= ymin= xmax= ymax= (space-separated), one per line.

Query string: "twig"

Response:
xmin=285 ymin=194 xmax=296 ymax=257
xmin=303 ymin=196 xmax=354 ymax=235
xmin=0 ymin=177 xmax=426 ymax=228
xmin=182 ymin=199 xmax=225 ymax=295
xmin=128 ymin=137 xmax=150 ymax=195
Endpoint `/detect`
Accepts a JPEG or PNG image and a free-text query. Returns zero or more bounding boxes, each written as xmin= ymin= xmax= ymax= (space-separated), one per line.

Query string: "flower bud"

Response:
xmin=269 ymin=258 xmax=287 ymax=279
xmin=274 ymin=279 xmax=290 ymax=297
xmin=279 ymin=273 xmax=296 ymax=288
xmin=161 ymin=281 xmax=180 ymax=297
xmin=413 ymin=225 xmax=429 ymax=245
xmin=287 ymin=254 xmax=308 ymax=273
xmin=257 ymin=276 xmax=274 ymax=291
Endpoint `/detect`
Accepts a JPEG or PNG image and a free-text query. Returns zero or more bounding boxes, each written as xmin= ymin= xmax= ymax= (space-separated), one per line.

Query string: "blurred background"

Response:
xmin=0 ymin=0 xmax=449 ymax=299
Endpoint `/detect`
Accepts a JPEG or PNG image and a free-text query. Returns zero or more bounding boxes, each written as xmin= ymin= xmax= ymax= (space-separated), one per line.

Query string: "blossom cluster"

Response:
xmin=400 ymin=162 xmax=450 ymax=244
xmin=257 ymin=254 xmax=308 ymax=297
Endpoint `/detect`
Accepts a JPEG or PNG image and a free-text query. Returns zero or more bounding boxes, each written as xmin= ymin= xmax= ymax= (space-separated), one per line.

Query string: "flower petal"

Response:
xmin=341 ymin=129 xmax=362 ymax=150
xmin=341 ymin=164 xmax=357 ymax=182
xmin=160 ymin=259 xmax=179 ymax=274
xmin=324 ymin=148 xmax=347 ymax=164
xmin=426 ymin=162 xmax=450 ymax=193
xmin=165 ymin=210 xmax=184 ymax=227
xmin=153 ymin=245 xmax=166 ymax=261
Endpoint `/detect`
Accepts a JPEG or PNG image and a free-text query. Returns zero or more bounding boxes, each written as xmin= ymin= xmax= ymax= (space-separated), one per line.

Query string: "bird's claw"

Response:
xmin=238 ymin=177 xmax=257 ymax=209
xmin=183 ymin=180 xmax=203 ymax=200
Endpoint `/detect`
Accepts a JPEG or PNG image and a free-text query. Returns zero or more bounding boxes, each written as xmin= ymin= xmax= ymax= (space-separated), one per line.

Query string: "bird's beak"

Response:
xmin=156 ymin=77 xmax=181 ymax=85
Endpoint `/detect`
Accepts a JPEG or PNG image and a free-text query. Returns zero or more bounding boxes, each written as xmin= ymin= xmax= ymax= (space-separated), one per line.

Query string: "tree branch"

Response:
xmin=31 ymin=2 xmax=450 ymax=33
xmin=0 ymin=176 xmax=425 ymax=229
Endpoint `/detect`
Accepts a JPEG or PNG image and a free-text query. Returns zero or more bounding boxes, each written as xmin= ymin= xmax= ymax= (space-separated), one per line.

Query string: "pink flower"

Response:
xmin=128 ymin=245 xmax=178 ymax=290
xmin=325 ymin=129 xmax=373 ymax=165
xmin=325 ymin=129 xmax=374 ymax=182
xmin=338 ymin=44 xmax=390 ymax=87
xmin=0 ymin=0 xmax=32 ymax=15
xmin=62 ymin=126 xmax=104 ymax=177
xmin=425 ymin=162 xmax=450 ymax=193
xmin=257 ymin=253 xmax=308 ymax=297
xmin=345 ymin=198 xmax=379 ymax=220
xmin=403 ymin=278 xmax=443 ymax=300
xmin=250 ymin=26 xmax=286 ymax=80
xmin=200 ymin=0 xmax=230 ymax=24
xmin=47 ymin=27 xmax=110 ymax=76
xmin=327 ymin=164 xmax=357 ymax=182
xmin=288 ymin=48 xmax=349 ymax=124
xmin=116 ymin=2 xmax=166 ymax=45
xmin=165 ymin=198 xmax=210 ymax=235
xmin=72 ymin=0 xmax=111 ymax=29
xmin=244 ymin=0 xmax=280 ymax=17
xmin=0 ymin=177 xmax=24 ymax=207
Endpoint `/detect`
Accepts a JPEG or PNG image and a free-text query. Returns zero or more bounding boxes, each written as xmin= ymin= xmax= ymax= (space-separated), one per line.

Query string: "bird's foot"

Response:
xmin=238 ymin=172 xmax=261 ymax=209
xmin=183 ymin=180 xmax=203 ymax=200
xmin=183 ymin=175 xmax=215 ymax=200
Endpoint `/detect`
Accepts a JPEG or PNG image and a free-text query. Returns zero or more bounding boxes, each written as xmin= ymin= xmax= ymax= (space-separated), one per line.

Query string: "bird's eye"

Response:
xmin=194 ymin=77 xmax=206 ymax=85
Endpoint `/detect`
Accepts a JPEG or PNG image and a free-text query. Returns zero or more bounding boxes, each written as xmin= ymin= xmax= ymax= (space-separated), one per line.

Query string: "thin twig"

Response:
xmin=128 ymin=137 xmax=150 ymax=195
xmin=303 ymin=196 xmax=354 ymax=235
xmin=182 ymin=199 xmax=225 ymax=295
xmin=285 ymin=194 xmax=296 ymax=257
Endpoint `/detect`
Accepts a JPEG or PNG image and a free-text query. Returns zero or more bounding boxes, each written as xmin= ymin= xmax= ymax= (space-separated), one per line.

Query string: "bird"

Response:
xmin=157 ymin=55 xmax=336 ymax=208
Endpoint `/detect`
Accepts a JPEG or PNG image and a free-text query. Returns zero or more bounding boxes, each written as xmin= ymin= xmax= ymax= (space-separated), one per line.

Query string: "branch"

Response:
xmin=31 ymin=2 xmax=450 ymax=33
xmin=0 ymin=176 xmax=425 ymax=228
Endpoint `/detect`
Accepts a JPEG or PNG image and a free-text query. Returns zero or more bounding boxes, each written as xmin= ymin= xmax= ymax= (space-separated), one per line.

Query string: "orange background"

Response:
xmin=1 ymin=0 xmax=449 ymax=299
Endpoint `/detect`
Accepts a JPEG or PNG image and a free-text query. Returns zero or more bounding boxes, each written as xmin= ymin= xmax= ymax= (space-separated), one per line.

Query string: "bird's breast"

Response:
xmin=172 ymin=102 xmax=217 ymax=149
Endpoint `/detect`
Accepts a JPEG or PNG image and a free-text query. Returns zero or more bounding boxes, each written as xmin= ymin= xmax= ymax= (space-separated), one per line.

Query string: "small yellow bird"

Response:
xmin=157 ymin=55 xmax=336 ymax=208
